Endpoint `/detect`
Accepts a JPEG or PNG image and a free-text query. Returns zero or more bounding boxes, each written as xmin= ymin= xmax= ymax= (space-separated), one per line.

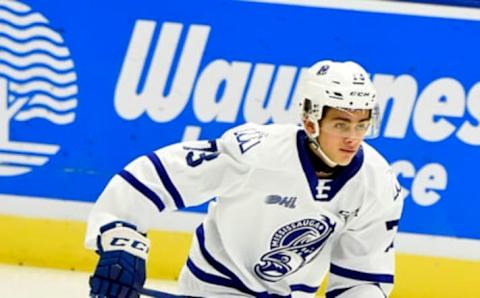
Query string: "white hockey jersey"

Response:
xmin=85 ymin=123 xmax=403 ymax=298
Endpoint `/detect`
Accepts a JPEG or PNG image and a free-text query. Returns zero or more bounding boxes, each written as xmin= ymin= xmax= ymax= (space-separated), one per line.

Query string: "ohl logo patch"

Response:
xmin=0 ymin=0 xmax=78 ymax=176
xmin=254 ymin=216 xmax=336 ymax=282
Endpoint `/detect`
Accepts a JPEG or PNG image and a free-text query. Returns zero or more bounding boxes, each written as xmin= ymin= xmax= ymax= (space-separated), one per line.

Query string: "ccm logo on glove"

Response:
xmin=110 ymin=237 xmax=149 ymax=253
xmin=100 ymin=225 xmax=151 ymax=260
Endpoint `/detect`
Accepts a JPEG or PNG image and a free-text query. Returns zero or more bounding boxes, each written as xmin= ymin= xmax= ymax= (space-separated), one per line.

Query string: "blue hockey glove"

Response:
xmin=89 ymin=221 xmax=150 ymax=298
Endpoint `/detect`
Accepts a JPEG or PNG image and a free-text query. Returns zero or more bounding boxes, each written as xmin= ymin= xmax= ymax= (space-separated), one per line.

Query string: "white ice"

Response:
xmin=0 ymin=263 xmax=179 ymax=298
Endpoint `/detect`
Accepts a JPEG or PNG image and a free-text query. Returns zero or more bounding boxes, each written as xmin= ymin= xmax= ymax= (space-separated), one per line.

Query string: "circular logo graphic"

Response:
xmin=0 ymin=0 xmax=78 ymax=176
xmin=255 ymin=216 xmax=336 ymax=282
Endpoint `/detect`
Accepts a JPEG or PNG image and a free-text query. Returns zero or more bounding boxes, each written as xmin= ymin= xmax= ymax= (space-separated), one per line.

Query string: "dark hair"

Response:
xmin=321 ymin=106 xmax=332 ymax=119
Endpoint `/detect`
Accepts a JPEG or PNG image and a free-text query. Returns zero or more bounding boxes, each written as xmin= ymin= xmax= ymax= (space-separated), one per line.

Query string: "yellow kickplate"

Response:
xmin=0 ymin=214 xmax=192 ymax=279
xmin=0 ymin=215 xmax=479 ymax=297
xmin=392 ymin=253 xmax=480 ymax=298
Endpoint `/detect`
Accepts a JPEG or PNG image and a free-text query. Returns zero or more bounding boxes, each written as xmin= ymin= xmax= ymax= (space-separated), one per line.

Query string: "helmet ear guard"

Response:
xmin=299 ymin=60 xmax=380 ymax=139
xmin=301 ymin=98 xmax=321 ymax=139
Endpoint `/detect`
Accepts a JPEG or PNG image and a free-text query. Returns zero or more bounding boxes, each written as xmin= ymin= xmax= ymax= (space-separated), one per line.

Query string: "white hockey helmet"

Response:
xmin=299 ymin=60 xmax=379 ymax=139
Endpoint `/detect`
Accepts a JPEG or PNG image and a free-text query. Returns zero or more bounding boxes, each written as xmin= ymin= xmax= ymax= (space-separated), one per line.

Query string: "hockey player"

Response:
xmin=86 ymin=60 xmax=403 ymax=298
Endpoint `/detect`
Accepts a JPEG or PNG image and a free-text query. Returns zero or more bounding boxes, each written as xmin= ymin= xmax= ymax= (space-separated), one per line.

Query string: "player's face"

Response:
xmin=317 ymin=108 xmax=371 ymax=166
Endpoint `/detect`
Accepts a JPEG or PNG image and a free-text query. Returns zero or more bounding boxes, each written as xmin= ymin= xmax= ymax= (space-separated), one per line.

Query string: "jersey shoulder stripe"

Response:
xmin=147 ymin=153 xmax=185 ymax=209
xmin=117 ymin=169 xmax=165 ymax=212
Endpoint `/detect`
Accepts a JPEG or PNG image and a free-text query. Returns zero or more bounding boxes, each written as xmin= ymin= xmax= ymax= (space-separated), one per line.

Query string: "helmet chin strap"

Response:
xmin=307 ymin=137 xmax=338 ymax=168
xmin=305 ymin=118 xmax=338 ymax=168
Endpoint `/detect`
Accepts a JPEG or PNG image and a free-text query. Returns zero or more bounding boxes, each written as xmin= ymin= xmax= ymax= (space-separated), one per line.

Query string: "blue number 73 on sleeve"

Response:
xmin=183 ymin=140 xmax=220 ymax=167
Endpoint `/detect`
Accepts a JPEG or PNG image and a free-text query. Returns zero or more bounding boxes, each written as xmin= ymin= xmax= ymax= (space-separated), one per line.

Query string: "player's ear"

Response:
xmin=303 ymin=119 xmax=316 ymax=135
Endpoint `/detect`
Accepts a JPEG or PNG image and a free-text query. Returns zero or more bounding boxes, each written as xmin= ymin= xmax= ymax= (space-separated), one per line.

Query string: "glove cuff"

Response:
xmin=98 ymin=221 xmax=150 ymax=260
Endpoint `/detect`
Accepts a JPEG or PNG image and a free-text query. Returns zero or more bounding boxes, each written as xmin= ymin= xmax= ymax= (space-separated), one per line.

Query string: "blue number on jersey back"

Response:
xmin=183 ymin=140 xmax=220 ymax=167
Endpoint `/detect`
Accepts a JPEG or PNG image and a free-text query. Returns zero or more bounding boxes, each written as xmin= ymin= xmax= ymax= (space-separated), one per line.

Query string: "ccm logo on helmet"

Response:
xmin=350 ymin=91 xmax=371 ymax=97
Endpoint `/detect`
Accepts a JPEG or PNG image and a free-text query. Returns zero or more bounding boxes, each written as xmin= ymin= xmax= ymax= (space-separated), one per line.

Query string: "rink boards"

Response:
xmin=0 ymin=195 xmax=479 ymax=297
xmin=1 ymin=0 xmax=480 ymax=297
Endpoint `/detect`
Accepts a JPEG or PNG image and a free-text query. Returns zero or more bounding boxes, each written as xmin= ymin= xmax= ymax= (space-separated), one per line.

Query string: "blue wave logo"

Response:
xmin=0 ymin=0 xmax=77 ymax=176
xmin=254 ymin=216 xmax=335 ymax=282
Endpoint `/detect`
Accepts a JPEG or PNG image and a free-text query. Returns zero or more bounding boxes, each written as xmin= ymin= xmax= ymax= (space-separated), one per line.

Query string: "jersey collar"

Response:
xmin=296 ymin=130 xmax=364 ymax=202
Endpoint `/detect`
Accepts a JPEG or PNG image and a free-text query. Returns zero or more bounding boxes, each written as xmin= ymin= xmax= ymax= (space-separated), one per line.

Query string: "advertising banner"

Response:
xmin=1 ymin=0 xmax=479 ymax=240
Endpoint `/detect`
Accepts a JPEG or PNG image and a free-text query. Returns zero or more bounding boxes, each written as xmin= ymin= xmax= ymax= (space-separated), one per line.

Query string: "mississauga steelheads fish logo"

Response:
xmin=255 ymin=216 xmax=335 ymax=281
